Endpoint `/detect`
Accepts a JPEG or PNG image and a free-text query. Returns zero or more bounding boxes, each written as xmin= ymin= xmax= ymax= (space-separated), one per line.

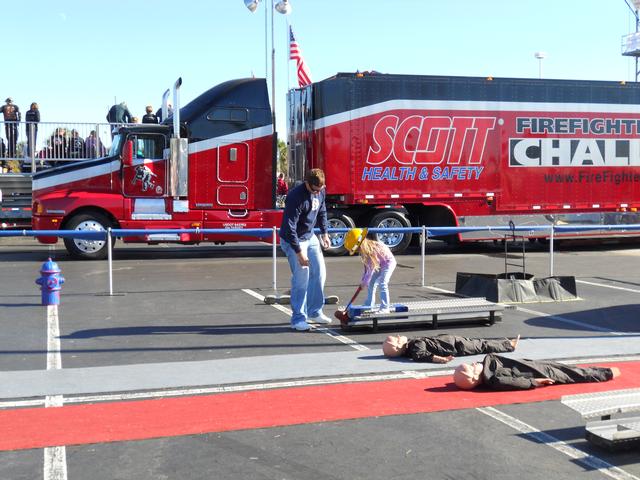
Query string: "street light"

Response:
xmin=534 ymin=51 xmax=546 ymax=79
xmin=275 ymin=0 xmax=292 ymax=14
xmin=622 ymin=0 xmax=640 ymax=81
xmin=244 ymin=0 xmax=292 ymax=128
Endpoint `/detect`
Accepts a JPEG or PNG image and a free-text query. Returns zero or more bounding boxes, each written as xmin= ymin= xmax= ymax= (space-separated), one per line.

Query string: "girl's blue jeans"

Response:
xmin=364 ymin=261 xmax=397 ymax=309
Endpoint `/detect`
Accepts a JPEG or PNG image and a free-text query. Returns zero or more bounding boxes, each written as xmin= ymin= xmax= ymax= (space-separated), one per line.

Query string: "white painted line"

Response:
xmin=0 ymin=399 xmax=45 ymax=409
xmin=45 ymin=305 xmax=67 ymax=480
xmin=315 ymin=327 xmax=370 ymax=351
xmin=561 ymin=354 xmax=640 ymax=364
xmin=44 ymin=446 xmax=68 ymax=480
xmin=402 ymin=369 xmax=455 ymax=379
xmin=577 ymin=279 xmax=640 ymax=295
xmin=242 ymin=288 xmax=369 ymax=351
xmin=478 ymin=406 xmax=640 ymax=480
xmin=242 ymin=288 xmax=292 ymax=315
xmin=424 ymin=285 xmax=629 ymax=335
xmin=46 ymin=306 xmax=62 ymax=371
xmin=424 ymin=286 xmax=457 ymax=294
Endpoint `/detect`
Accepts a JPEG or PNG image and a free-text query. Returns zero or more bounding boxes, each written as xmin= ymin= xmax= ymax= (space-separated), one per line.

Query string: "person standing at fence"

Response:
xmin=107 ymin=101 xmax=133 ymax=137
xmin=0 ymin=138 xmax=5 ymax=171
xmin=279 ymin=168 xmax=333 ymax=331
xmin=156 ymin=103 xmax=173 ymax=122
xmin=142 ymin=105 xmax=158 ymax=124
xmin=25 ymin=102 xmax=40 ymax=170
xmin=85 ymin=130 xmax=106 ymax=159
xmin=1 ymin=98 xmax=20 ymax=159
xmin=49 ymin=128 xmax=68 ymax=167
xmin=68 ymin=129 xmax=85 ymax=160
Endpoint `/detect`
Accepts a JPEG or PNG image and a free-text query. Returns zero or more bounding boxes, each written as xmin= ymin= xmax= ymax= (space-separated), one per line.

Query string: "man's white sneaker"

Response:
xmin=291 ymin=321 xmax=312 ymax=331
xmin=376 ymin=307 xmax=392 ymax=314
xmin=309 ymin=312 xmax=333 ymax=324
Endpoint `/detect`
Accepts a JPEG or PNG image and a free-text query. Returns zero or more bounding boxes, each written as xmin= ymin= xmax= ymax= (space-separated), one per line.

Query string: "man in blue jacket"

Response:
xmin=280 ymin=168 xmax=332 ymax=331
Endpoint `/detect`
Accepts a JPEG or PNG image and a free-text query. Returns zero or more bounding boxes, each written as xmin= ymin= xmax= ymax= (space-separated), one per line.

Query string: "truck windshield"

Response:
xmin=109 ymin=135 xmax=122 ymax=156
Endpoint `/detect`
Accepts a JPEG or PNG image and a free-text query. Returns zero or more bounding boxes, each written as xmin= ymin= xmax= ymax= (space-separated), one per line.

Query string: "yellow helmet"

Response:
xmin=344 ymin=228 xmax=367 ymax=255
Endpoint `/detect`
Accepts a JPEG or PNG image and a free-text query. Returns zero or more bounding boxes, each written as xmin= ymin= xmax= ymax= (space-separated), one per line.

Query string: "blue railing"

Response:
xmin=6 ymin=223 xmax=640 ymax=239
xmin=5 ymin=224 xmax=640 ymax=296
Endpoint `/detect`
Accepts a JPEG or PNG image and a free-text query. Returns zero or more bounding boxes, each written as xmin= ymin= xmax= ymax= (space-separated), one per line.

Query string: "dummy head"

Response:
xmin=382 ymin=335 xmax=408 ymax=357
xmin=453 ymin=362 xmax=483 ymax=390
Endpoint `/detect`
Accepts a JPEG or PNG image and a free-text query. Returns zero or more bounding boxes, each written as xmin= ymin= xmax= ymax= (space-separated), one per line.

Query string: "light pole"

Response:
xmin=244 ymin=0 xmax=292 ymax=129
xmin=622 ymin=0 xmax=640 ymax=81
xmin=534 ymin=51 xmax=546 ymax=79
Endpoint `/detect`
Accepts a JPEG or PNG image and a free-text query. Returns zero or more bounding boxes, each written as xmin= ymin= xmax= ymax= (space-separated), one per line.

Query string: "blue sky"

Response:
xmin=6 ymin=0 xmax=640 ymax=135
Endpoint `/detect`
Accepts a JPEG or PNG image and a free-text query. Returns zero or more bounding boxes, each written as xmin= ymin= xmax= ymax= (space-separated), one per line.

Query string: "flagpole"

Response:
xmin=264 ymin=2 xmax=268 ymax=80
xmin=271 ymin=0 xmax=277 ymax=130
xmin=286 ymin=19 xmax=291 ymax=91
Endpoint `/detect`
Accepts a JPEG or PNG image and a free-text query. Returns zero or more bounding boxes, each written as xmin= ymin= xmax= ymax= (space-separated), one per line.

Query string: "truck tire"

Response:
xmin=63 ymin=212 xmax=114 ymax=260
xmin=326 ymin=212 xmax=355 ymax=256
xmin=369 ymin=210 xmax=412 ymax=254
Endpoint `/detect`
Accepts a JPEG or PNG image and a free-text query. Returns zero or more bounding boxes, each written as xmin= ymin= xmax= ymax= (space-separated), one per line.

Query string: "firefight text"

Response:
xmin=517 ymin=117 xmax=640 ymax=135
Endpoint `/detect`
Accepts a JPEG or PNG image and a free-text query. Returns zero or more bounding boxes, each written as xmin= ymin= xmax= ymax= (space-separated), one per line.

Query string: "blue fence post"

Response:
xmin=107 ymin=227 xmax=113 ymax=296
xmin=421 ymin=226 xmax=427 ymax=287
xmin=272 ymin=226 xmax=277 ymax=295
xmin=549 ymin=224 xmax=555 ymax=277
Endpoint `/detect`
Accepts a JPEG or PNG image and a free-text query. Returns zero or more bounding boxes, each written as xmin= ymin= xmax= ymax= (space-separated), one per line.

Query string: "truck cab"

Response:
xmin=32 ymin=78 xmax=281 ymax=259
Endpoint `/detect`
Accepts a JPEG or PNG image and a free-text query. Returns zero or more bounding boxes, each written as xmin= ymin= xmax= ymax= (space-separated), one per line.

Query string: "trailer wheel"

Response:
xmin=326 ymin=212 xmax=355 ymax=256
xmin=63 ymin=212 xmax=114 ymax=260
xmin=369 ymin=211 xmax=412 ymax=254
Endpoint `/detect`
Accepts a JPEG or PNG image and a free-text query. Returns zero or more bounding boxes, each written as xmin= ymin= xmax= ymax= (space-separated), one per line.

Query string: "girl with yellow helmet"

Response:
xmin=344 ymin=228 xmax=397 ymax=313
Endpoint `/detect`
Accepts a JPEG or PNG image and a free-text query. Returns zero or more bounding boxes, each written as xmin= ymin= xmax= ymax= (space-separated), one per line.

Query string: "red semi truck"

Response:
xmin=33 ymin=72 xmax=640 ymax=259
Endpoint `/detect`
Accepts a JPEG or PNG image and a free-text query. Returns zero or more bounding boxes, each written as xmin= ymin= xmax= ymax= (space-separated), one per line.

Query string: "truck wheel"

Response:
xmin=326 ymin=212 xmax=355 ymax=256
xmin=369 ymin=211 xmax=412 ymax=254
xmin=63 ymin=212 xmax=114 ymax=260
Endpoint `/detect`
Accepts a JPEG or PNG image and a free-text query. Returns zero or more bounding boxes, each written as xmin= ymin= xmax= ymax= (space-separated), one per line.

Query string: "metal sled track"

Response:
xmin=346 ymin=297 xmax=504 ymax=331
xmin=562 ymin=388 xmax=640 ymax=451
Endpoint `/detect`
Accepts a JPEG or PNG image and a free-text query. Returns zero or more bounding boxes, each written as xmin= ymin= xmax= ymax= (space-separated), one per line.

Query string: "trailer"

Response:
xmin=289 ymin=72 xmax=640 ymax=254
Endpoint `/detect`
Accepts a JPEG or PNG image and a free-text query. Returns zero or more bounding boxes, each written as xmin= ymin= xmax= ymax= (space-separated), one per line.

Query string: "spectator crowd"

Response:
xmin=0 ymin=97 xmax=165 ymax=173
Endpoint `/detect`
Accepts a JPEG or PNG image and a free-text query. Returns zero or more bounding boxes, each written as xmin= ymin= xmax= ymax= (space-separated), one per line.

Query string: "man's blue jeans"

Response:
xmin=281 ymin=235 xmax=326 ymax=325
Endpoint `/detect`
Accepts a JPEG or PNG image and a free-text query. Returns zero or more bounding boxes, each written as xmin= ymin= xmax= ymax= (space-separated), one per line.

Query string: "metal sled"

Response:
xmin=343 ymin=297 xmax=505 ymax=331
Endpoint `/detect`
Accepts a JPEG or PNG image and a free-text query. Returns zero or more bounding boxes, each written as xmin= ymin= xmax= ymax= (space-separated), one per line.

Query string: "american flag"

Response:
xmin=289 ymin=26 xmax=312 ymax=87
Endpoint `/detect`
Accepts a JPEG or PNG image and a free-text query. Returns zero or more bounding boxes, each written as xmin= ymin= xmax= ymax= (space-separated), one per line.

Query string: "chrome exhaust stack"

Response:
xmin=168 ymin=77 xmax=188 ymax=197
xmin=161 ymin=88 xmax=170 ymax=122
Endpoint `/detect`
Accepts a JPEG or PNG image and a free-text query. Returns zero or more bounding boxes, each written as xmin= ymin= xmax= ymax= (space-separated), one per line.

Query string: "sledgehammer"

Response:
xmin=334 ymin=286 xmax=362 ymax=325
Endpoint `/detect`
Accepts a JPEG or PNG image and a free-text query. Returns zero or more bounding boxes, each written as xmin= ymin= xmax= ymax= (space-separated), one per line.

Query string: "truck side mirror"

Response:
xmin=122 ymin=140 xmax=133 ymax=167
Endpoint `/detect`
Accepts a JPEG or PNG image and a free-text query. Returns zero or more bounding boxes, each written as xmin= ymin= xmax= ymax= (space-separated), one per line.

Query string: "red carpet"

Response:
xmin=2 ymin=361 xmax=639 ymax=451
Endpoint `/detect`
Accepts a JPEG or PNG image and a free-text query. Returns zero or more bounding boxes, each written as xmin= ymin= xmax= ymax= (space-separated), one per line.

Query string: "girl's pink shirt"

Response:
xmin=361 ymin=241 xmax=396 ymax=285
